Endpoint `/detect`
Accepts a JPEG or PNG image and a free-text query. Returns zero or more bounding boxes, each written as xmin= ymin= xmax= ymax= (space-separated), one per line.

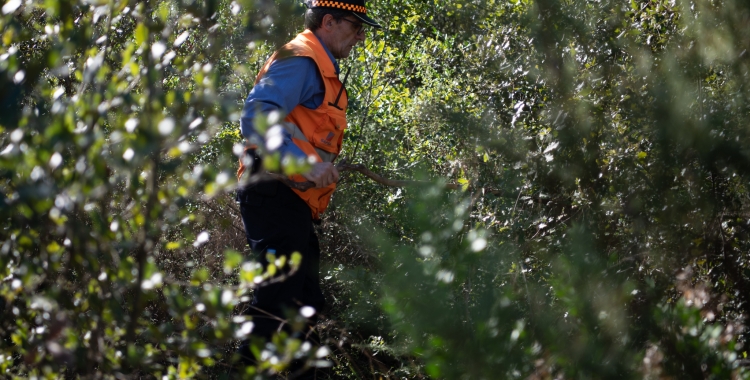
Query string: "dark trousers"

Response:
xmin=236 ymin=180 xmax=326 ymax=373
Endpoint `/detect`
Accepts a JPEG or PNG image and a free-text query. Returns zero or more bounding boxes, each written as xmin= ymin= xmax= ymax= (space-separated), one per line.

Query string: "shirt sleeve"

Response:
xmin=240 ymin=56 xmax=325 ymax=160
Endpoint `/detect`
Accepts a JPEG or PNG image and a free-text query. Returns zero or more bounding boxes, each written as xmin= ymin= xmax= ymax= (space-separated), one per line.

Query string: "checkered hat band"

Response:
xmin=310 ymin=0 xmax=367 ymax=14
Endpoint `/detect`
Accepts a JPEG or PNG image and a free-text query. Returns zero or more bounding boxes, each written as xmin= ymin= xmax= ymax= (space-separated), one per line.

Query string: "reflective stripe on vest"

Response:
xmin=280 ymin=122 xmax=337 ymax=163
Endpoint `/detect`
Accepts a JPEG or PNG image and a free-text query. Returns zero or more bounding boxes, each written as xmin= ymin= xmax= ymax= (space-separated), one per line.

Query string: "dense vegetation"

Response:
xmin=2 ymin=0 xmax=750 ymax=378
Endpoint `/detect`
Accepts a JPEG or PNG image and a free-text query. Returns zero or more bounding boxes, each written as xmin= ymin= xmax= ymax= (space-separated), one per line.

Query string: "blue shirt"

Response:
xmin=240 ymin=33 xmax=340 ymax=160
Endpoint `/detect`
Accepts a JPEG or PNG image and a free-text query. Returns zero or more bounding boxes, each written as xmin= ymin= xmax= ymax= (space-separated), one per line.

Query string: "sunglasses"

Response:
xmin=340 ymin=18 xmax=365 ymax=36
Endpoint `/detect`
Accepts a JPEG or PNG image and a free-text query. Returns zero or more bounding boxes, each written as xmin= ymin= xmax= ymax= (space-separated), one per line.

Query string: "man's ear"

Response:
xmin=321 ymin=14 xmax=337 ymax=31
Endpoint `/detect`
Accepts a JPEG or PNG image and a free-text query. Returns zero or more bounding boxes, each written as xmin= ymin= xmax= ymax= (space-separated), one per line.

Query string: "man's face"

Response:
xmin=328 ymin=17 xmax=366 ymax=59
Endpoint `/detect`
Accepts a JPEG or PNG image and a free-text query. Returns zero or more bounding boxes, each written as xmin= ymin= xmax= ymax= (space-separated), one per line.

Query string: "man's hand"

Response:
xmin=302 ymin=162 xmax=340 ymax=188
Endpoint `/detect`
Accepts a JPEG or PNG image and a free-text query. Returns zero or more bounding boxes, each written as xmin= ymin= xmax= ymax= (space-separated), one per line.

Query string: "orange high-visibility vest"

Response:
xmin=238 ymin=30 xmax=347 ymax=219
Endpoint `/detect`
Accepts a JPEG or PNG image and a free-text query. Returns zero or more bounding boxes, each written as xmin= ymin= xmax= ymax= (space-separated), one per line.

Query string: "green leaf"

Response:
xmin=135 ymin=23 xmax=148 ymax=47
xmin=290 ymin=252 xmax=302 ymax=270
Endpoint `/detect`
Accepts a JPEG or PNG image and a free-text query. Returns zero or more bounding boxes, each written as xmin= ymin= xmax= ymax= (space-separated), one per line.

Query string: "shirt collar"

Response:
xmin=311 ymin=32 xmax=340 ymax=75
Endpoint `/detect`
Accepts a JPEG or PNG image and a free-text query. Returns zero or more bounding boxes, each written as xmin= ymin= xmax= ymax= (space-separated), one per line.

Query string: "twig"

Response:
xmin=198 ymin=197 xmax=245 ymax=234
xmin=349 ymin=38 xmax=417 ymax=163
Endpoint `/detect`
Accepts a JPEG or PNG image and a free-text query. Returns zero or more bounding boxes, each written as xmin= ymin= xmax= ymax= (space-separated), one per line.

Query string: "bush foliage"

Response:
xmin=2 ymin=0 xmax=750 ymax=378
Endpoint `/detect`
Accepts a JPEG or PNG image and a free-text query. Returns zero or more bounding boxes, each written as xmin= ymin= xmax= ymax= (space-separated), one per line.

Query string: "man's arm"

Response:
xmin=240 ymin=56 xmax=324 ymax=160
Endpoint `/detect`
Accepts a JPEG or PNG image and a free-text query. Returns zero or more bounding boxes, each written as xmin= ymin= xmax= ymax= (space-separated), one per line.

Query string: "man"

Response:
xmin=235 ymin=0 xmax=381 ymax=374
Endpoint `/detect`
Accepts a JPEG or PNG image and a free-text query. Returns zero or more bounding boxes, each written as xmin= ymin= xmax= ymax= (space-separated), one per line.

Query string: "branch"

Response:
xmin=248 ymin=161 xmax=522 ymax=199
xmin=340 ymin=163 xmax=433 ymax=188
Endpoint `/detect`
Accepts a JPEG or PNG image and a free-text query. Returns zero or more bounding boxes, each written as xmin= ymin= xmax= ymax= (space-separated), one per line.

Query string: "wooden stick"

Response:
xmin=252 ymin=161 xmax=515 ymax=199
xmin=338 ymin=163 xmax=435 ymax=188
xmin=336 ymin=162 xmax=516 ymax=198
